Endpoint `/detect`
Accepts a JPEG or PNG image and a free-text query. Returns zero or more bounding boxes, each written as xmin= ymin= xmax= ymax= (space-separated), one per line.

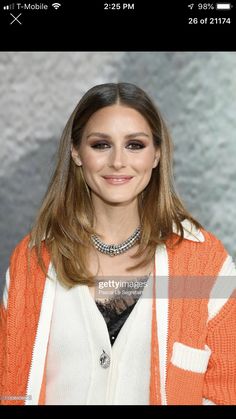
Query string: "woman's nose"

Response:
xmin=108 ymin=146 xmax=126 ymax=169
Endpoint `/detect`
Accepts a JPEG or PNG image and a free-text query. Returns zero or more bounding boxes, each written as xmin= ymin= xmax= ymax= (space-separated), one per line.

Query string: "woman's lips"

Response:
xmin=102 ymin=176 xmax=133 ymax=185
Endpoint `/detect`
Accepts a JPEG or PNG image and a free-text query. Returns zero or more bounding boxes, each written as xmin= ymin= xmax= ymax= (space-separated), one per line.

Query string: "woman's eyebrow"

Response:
xmin=86 ymin=132 xmax=150 ymax=139
xmin=126 ymin=132 xmax=150 ymax=139
xmin=87 ymin=132 xmax=109 ymax=139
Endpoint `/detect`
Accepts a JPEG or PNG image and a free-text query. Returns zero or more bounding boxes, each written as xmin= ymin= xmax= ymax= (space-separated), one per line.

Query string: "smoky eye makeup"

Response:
xmin=89 ymin=140 xmax=147 ymax=150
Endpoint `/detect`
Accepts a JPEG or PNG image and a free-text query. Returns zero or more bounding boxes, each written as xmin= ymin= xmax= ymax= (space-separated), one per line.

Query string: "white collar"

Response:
xmin=173 ymin=219 xmax=205 ymax=242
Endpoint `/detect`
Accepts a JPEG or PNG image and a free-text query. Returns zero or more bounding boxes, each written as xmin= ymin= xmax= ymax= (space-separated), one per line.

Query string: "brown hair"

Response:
xmin=30 ymin=82 xmax=202 ymax=288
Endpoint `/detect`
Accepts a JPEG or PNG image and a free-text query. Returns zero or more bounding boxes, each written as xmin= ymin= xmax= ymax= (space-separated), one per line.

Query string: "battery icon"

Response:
xmin=216 ymin=3 xmax=232 ymax=9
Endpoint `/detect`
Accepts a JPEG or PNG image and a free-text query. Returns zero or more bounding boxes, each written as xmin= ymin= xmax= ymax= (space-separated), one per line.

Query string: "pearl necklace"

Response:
xmin=90 ymin=226 xmax=141 ymax=257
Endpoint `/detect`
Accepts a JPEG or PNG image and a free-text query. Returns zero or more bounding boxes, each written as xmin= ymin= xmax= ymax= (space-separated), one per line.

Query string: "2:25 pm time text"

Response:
xmin=104 ymin=3 xmax=135 ymax=10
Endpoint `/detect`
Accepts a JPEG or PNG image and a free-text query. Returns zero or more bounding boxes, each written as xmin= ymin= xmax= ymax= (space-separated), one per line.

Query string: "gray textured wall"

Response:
xmin=1 ymin=52 xmax=236 ymax=291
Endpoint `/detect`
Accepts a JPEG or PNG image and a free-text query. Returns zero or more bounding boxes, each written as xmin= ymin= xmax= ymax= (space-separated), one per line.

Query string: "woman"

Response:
xmin=0 ymin=83 xmax=235 ymax=405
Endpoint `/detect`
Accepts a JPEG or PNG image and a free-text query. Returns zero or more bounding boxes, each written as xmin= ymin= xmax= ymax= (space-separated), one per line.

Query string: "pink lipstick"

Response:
xmin=102 ymin=176 xmax=133 ymax=185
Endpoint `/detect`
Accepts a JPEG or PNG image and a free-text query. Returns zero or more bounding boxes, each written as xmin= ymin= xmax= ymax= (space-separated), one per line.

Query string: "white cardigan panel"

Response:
xmin=45 ymin=272 xmax=153 ymax=405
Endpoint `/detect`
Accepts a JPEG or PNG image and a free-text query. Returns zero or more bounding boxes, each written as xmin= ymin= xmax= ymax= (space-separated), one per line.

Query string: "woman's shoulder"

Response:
xmin=170 ymin=219 xmax=231 ymax=272
xmin=9 ymin=233 xmax=50 ymax=269
xmin=177 ymin=218 xmax=227 ymax=250
xmin=3 ymin=234 xmax=50 ymax=311
xmin=9 ymin=234 xmax=31 ymax=264
xmin=170 ymin=220 xmax=236 ymax=295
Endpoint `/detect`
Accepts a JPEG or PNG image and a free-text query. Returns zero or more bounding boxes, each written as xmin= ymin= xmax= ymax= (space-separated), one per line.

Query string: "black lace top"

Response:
xmin=95 ymin=274 xmax=150 ymax=346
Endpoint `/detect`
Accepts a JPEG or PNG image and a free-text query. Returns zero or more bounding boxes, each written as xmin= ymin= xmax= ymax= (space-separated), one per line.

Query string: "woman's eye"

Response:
xmin=91 ymin=142 xmax=145 ymax=150
xmin=127 ymin=142 xmax=145 ymax=150
xmin=91 ymin=142 xmax=109 ymax=149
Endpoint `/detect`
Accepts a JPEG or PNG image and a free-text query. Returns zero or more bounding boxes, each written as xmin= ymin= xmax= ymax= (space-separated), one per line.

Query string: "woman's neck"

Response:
xmin=92 ymin=199 xmax=140 ymax=244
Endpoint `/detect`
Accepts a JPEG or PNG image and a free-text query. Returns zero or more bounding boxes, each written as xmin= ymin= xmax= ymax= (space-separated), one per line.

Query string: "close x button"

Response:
xmin=10 ymin=13 xmax=22 ymax=25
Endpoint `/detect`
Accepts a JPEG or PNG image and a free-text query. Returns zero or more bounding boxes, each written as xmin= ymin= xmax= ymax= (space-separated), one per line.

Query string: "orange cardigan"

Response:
xmin=0 ymin=228 xmax=236 ymax=405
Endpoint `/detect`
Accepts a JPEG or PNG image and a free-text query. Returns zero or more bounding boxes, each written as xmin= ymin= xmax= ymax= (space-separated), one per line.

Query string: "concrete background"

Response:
xmin=0 ymin=52 xmax=236 ymax=291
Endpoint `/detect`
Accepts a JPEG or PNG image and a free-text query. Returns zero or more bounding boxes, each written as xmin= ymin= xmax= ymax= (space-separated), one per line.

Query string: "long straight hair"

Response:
xmin=30 ymin=83 xmax=202 ymax=288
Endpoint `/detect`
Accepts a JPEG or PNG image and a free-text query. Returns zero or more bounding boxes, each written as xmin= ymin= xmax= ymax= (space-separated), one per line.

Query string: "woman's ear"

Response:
xmin=71 ymin=145 xmax=82 ymax=166
xmin=153 ymin=149 xmax=160 ymax=169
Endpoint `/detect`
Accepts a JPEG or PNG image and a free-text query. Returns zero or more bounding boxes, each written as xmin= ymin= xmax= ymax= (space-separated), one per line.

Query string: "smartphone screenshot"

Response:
xmin=0 ymin=0 xmax=236 ymax=416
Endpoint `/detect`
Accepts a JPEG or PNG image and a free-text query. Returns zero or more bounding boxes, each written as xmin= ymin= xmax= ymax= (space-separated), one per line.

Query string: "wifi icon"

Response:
xmin=52 ymin=3 xmax=61 ymax=9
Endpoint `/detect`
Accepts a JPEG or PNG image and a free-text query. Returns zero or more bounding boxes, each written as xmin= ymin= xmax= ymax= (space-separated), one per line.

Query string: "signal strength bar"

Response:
xmin=3 ymin=4 xmax=14 ymax=10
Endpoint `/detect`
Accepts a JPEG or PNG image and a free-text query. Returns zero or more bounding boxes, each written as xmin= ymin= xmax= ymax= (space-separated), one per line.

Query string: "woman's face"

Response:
xmin=71 ymin=105 xmax=160 ymax=205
